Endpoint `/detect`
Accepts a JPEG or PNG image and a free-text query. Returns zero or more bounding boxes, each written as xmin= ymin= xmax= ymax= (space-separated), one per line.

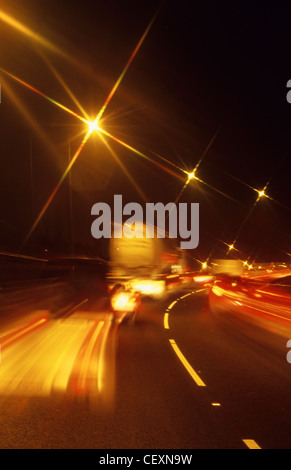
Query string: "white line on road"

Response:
xmin=164 ymin=290 xmax=263 ymax=447
xmin=168 ymin=300 xmax=178 ymax=310
xmin=242 ymin=439 xmax=261 ymax=449
xmin=164 ymin=312 xmax=169 ymax=329
xmin=169 ymin=339 xmax=206 ymax=387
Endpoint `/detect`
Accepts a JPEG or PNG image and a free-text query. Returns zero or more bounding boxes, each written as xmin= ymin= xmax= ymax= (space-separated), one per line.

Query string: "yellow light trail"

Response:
xmin=0 ymin=316 xmax=102 ymax=397
xmin=97 ymin=320 xmax=112 ymax=393
xmin=78 ymin=321 xmax=104 ymax=391
xmin=1 ymin=317 xmax=48 ymax=349
xmin=41 ymin=320 xmax=96 ymax=394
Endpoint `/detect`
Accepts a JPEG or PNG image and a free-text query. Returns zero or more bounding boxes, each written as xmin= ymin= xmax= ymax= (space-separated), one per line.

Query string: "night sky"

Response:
xmin=0 ymin=0 xmax=291 ymax=264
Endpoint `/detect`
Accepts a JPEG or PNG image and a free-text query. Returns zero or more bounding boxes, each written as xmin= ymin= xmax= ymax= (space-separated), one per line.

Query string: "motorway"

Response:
xmin=0 ymin=284 xmax=291 ymax=449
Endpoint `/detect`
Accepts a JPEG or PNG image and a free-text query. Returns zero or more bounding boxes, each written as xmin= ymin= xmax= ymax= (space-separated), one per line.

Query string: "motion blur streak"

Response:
xmin=0 ymin=311 xmax=117 ymax=408
xmin=68 ymin=314 xmax=117 ymax=409
xmin=210 ymin=277 xmax=291 ymax=339
xmin=1 ymin=314 xmax=49 ymax=349
xmin=97 ymin=320 xmax=113 ymax=393
xmin=75 ymin=320 xmax=105 ymax=392
xmin=130 ymin=280 xmax=165 ymax=298
xmin=0 ymin=316 xmax=93 ymax=396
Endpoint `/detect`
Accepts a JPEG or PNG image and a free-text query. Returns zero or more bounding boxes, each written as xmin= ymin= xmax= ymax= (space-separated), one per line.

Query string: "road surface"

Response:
xmin=0 ymin=285 xmax=291 ymax=449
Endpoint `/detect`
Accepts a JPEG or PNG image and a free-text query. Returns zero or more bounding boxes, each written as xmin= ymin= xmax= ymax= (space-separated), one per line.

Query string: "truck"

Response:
xmin=107 ymin=223 xmax=186 ymax=319
xmin=211 ymin=259 xmax=244 ymax=278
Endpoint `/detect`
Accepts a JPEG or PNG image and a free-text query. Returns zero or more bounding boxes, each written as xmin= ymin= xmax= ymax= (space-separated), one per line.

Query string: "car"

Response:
xmin=109 ymin=284 xmax=140 ymax=325
xmin=209 ymin=273 xmax=291 ymax=340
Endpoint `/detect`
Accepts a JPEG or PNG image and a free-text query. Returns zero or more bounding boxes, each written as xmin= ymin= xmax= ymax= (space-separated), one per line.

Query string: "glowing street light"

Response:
xmin=226 ymin=242 xmax=237 ymax=254
xmin=88 ymin=119 xmax=99 ymax=133
xmin=255 ymin=184 xmax=270 ymax=202
xmin=257 ymin=189 xmax=266 ymax=199
xmin=186 ymin=170 xmax=197 ymax=181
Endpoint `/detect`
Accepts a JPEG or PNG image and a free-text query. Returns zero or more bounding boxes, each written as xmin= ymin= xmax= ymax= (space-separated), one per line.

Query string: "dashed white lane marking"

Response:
xmin=169 ymin=339 xmax=206 ymax=387
xmin=242 ymin=439 xmax=261 ymax=449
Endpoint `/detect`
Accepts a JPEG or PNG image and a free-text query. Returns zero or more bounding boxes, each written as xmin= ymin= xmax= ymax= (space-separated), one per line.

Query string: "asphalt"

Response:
xmin=0 ymin=287 xmax=291 ymax=449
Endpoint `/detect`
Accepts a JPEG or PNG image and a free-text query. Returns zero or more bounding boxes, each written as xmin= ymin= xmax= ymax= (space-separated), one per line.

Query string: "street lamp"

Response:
xmin=257 ymin=189 xmax=266 ymax=199
xmin=88 ymin=119 xmax=99 ymax=133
